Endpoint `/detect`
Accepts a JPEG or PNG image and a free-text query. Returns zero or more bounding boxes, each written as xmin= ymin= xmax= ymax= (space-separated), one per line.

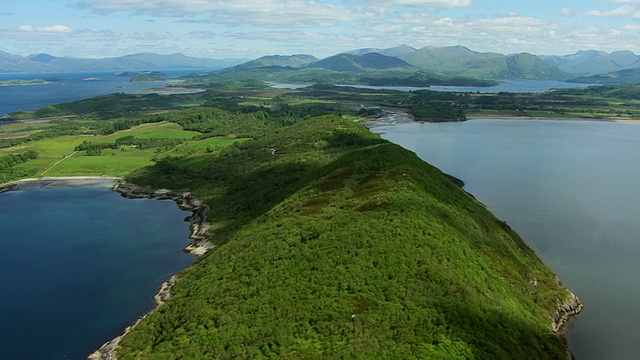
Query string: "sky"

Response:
xmin=1 ymin=0 xmax=639 ymax=59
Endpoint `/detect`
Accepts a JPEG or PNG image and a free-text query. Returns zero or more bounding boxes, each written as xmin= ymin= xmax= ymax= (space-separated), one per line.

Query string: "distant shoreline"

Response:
xmin=467 ymin=114 xmax=640 ymax=124
xmin=0 ymin=176 xmax=121 ymax=193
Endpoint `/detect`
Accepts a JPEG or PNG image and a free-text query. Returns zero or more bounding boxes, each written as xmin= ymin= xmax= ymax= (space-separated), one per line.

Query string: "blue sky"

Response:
xmin=1 ymin=0 xmax=639 ymax=59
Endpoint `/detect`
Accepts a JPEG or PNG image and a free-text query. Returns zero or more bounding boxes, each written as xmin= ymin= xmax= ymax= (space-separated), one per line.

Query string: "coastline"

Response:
xmin=467 ymin=114 xmax=640 ymax=124
xmin=0 ymin=176 xmax=213 ymax=360
xmin=0 ymin=176 xmax=212 ymax=256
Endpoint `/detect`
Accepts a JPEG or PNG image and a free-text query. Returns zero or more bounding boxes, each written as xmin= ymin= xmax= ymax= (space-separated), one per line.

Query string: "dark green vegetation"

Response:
xmin=118 ymin=114 xmax=574 ymax=359
xmin=0 ymin=150 xmax=38 ymax=182
xmin=465 ymin=85 xmax=640 ymax=119
xmin=128 ymin=71 xmax=169 ymax=82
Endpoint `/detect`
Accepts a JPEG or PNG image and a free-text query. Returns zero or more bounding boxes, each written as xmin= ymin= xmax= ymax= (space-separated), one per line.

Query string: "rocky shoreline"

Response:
xmin=553 ymin=293 xmax=584 ymax=335
xmin=111 ymin=180 xmax=213 ymax=256
xmin=88 ymin=180 xmax=213 ymax=360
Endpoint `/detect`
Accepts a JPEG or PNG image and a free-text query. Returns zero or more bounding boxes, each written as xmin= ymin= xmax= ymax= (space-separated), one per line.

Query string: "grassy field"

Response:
xmin=99 ymin=121 xmax=201 ymax=140
xmin=0 ymin=121 xmax=241 ymax=180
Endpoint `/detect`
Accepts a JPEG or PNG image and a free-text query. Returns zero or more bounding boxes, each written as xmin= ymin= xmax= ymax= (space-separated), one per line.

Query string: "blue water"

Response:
xmin=0 ymin=70 xmax=199 ymax=117
xmin=376 ymin=119 xmax=640 ymax=359
xmin=0 ymin=185 xmax=195 ymax=359
xmin=270 ymin=80 xmax=596 ymax=93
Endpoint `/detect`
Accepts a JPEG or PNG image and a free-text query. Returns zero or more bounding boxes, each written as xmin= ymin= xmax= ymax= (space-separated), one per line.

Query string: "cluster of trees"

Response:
xmin=0 ymin=150 xmax=38 ymax=181
xmin=29 ymin=93 xmax=177 ymax=120
xmin=0 ymin=150 xmax=37 ymax=169
xmin=75 ymin=136 xmax=185 ymax=156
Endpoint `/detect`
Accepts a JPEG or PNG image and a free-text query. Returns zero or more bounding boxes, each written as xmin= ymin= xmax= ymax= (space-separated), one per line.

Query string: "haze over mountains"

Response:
xmin=2 ymin=45 xmax=640 ymax=85
xmin=0 ymin=51 xmax=248 ymax=73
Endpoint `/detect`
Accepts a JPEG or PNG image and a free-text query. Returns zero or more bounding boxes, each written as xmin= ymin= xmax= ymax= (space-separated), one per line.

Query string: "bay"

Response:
xmin=0 ymin=70 xmax=199 ymax=117
xmin=375 ymin=118 xmax=640 ymax=359
xmin=0 ymin=183 xmax=194 ymax=359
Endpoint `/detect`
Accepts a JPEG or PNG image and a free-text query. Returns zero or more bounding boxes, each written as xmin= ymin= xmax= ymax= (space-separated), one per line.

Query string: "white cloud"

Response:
xmin=582 ymin=5 xmax=640 ymax=17
xmin=559 ymin=7 xmax=572 ymax=16
xmin=2 ymin=25 xmax=118 ymax=39
xmin=15 ymin=25 xmax=73 ymax=34
xmin=80 ymin=0 xmax=366 ymax=26
xmin=359 ymin=0 xmax=473 ymax=8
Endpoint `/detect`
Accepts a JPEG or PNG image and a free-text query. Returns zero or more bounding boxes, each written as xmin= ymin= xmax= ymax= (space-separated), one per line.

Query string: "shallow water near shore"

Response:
xmin=375 ymin=118 xmax=640 ymax=359
xmin=0 ymin=184 xmax=194 ymax=359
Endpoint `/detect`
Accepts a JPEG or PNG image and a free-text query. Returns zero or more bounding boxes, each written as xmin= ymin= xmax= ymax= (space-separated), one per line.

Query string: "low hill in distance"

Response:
xmin=542 ymin=50 xmax=640 ymax=76
xmin=0 ymin=50 xmax=51 ymax=73
xmin=569 ymin=67 xmax=640 ymax=85
xmin=307 ymin=53 xmax=415 ymax=72
xmin=27 ymin=52 xmax=248 ymax=72
xmin=0 ymin=50 xmax=248 ymax=73
xmin=343 ymin=44 xmax=418 ymax=57
xmin=221 ymin=54 xmax=319 ymax=72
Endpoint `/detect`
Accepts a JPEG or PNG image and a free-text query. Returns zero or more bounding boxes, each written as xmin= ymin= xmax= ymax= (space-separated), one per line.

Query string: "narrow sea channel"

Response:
xmin=0 ymin=182 xmax=194 ymax=359
xmin=374 ymin=118 xmax=640 ymax=359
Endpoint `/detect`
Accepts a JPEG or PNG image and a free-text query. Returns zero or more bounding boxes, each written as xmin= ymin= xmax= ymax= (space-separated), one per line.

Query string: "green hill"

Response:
xmin=569 ymin=68 xmax=640 ymax=85
xmin=542 ymin=50 xmax=640 ymax=76
xmin=343 ymin=44 xmax=418 ymax=57
xmin=110 ymin=114 xmax=578 ymax=359
xmin=401 ymin=46 xmax=571 ymax=80
xmin=222 ymin=54 xmax=319 ymax=72
xmin=307 ymin=53 xmax=415 ymax=72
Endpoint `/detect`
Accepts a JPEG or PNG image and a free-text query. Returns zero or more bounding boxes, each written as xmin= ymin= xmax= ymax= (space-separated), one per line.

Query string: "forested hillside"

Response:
xmin=113 ymin=114 xmax=576 ymax=359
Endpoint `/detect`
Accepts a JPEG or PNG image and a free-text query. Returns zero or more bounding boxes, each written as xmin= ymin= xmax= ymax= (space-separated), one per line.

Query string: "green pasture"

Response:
xmin=99 ymin=121 xmax=200 ymax=141
xmin=44 ymin=149 xmax=157 ymax=177
xmin=1 ymin=121 xmax=243 ymax=180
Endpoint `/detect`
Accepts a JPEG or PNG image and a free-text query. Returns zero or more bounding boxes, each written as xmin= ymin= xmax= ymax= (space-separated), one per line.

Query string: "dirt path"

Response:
xmin=40 ymin=151 xmax=78 ymax=175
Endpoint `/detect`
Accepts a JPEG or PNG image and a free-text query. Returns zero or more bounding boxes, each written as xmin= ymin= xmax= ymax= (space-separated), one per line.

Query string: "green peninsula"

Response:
xmin=0 ymin=84 xmax=584 ymax=358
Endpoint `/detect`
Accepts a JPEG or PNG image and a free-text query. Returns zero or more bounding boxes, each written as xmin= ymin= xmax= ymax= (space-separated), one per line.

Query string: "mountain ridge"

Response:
xmin=2 ymin=46 xmax=640 ymax=83
xmin=541 ymin=49 xmax=640 ymax=76
xmin=0 ymin=51 xmax=248 ymax=73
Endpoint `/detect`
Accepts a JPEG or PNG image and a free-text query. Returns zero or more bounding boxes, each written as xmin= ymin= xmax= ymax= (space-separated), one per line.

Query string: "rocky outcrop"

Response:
xmin=112 ymin=180 xmax=213 ymax=255
xmin=0 ymin=182 xmax=17 ymax=194
xmin=552 ymin=276 xmax=583 ymax=335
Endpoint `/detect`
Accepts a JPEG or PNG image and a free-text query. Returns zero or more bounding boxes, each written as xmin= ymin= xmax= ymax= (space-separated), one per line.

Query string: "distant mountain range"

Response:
xmin=219 ymin=48 xmax=564 ymax=81
xmin=2 ymin=46 xmax=640 ymax=85
xmin=0 ymin=51 xmax=248 ymax=73
xmin=541 ymin=50 xmax=640 ymax=76
xmin=398 ymin=46 xmax=571 ymax=80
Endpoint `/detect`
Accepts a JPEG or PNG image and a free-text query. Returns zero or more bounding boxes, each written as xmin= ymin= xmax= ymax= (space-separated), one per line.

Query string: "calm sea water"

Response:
xmin=375 ymin=119 xmax=640 ymax=359
xmin=0 ymin=70 xmax=199 ymax=116
xmin=0 ymin=185 xmax=194 ymax=359
xmin=270 ymin=80 xmax=596 ymax=93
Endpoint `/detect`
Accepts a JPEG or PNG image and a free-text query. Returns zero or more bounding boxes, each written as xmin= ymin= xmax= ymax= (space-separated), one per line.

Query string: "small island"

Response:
xmin=0 ymin=79 xmax=51 ymax=87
